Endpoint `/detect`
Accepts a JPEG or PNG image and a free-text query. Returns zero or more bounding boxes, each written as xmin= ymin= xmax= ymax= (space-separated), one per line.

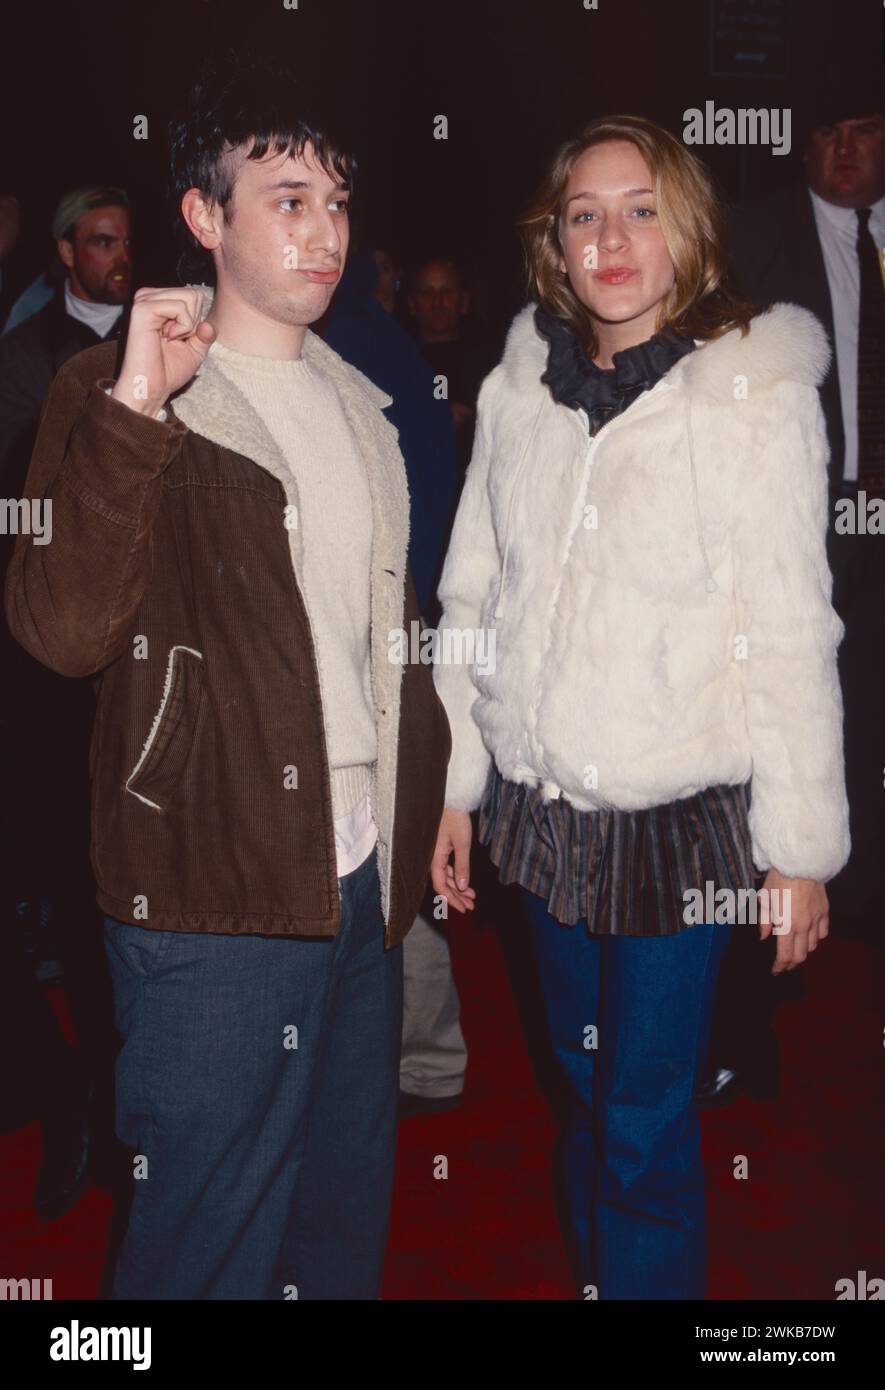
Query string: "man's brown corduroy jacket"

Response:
xmin=4 ymin=326 xmax=451 ymax=948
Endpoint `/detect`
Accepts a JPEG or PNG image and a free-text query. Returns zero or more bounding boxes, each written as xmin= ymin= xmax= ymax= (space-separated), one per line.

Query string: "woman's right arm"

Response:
xmin=431 ymin=376 xmax=501 ymax=912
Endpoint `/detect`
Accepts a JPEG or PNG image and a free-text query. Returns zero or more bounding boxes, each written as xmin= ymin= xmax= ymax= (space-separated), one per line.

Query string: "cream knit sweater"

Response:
xmin=211 ymin=338 xmax=377 ymax=824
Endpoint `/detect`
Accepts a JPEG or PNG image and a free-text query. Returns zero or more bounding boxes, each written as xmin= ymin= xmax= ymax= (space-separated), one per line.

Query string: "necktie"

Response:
xmin=856 ymin=207 xmax=885 ymax=495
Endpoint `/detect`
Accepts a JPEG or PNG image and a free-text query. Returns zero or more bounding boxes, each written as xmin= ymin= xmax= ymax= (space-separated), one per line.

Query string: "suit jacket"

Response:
xmin=727 ymin=179 xmax=846 ymax=492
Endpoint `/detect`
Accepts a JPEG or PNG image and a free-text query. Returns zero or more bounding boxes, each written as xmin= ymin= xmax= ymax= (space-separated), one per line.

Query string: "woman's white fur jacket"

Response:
xmin=433 ymin=301 xmax=851 ymax=883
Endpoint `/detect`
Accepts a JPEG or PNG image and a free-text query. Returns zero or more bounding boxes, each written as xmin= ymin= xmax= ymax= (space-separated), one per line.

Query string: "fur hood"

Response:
xmin=497 ymin=299 xmax=832 ymax=400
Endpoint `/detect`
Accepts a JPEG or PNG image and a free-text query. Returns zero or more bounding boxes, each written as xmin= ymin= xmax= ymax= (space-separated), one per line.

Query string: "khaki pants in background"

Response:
xmin=400 ymin=910 xmax=468 ymax=1099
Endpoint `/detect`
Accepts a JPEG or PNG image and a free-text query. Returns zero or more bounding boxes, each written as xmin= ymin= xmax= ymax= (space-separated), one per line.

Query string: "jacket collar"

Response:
xmin=163 ymin=284 xmax=405 ymax=575
xmin=498 ymin=298 xmax=832 ymax=403
xmin=163 ymin=285 xmax=408 ymax=590
xmin=534 ymin=302 xmax=696 ymax=418
xmin=165 ymin=282 xmax=392 ymax=444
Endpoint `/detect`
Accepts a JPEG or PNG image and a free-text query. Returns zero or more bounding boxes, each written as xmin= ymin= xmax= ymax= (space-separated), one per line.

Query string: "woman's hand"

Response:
xmin=430 ymin=808 xmax=476 ymax=915
xmin=758 ymin=869 xmax=829 ymax=974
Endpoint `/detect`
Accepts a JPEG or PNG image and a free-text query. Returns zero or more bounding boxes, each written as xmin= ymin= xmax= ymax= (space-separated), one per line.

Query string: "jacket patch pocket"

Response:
xmin=124 ymin=646 xmax=205 ymax=812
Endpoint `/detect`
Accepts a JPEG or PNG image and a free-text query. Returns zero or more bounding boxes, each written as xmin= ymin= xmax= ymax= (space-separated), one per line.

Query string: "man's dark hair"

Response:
xmin=168 ymin=55 xmax=359 ymax=285
xmin=804 ymin=76 xmax=884 ymax=147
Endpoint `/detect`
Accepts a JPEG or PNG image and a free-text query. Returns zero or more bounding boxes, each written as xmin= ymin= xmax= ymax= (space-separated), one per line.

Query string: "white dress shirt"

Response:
xmin=809 ymin=189 xmax=885 ymax=481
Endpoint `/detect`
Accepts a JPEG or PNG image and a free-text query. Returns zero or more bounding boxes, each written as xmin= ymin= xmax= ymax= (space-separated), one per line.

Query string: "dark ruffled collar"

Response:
xmin=534 ymin=303 xmax=696 ymax=424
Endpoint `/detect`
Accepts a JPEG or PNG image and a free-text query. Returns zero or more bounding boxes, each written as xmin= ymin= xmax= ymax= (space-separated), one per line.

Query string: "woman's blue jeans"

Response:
xmin=522 ymin=886 xmax=732 ymax=1300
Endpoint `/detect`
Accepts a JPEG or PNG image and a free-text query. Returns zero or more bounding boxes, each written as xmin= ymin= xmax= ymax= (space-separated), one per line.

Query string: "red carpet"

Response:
xmin=1 ymin=910 xmax=881 ymax=1300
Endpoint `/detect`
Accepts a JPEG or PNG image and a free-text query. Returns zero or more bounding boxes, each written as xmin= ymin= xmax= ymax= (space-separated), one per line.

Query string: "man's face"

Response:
xmin=210 ymin=141 xmax=350 ymax=326
xmin=409 ymin=261 xmax=467 ymax=340
xmin=59 ymin=205 xmax=132 ymax=304
xmin=804 ymin=114 xmax=885 ymax=208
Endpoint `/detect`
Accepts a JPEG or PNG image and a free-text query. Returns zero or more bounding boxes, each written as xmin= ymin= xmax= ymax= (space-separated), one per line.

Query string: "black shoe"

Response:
xmin=398 ymin=1089 xmax=463 ymax=1120
xmin=694 ymin=1056 xmax=780 ymax=1107
xmin=16 ymin=896 xmax=67 ymax=985
xmin=33 ymin=1082 xmax=93 ymax=1223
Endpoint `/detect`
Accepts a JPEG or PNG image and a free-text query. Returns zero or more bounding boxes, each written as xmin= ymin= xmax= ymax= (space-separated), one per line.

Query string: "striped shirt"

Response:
xmin=478 ymin=765 xmax=756 ymax=936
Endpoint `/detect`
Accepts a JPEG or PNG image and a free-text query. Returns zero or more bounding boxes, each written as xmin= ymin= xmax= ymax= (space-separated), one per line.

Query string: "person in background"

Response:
xmin=0 ymin=184 xmax=133 ymax=1222
xmin=408 ymin=256 xmax=496 ymax=481
xmin=2 ymin=263 xmax=60 ymax=334
xmin=0 ymin=186 xmax=132 ymax=479
xmin=372 ymin=245 xmax=402 ymax=316
xmin=698 ymin=83 xmax=885 ymax=1107
xmin=323 ymin=249 xmax=469 ymax=1117
xmin=323 ymin=248 xmax=458 ymax=622
xmin=0 ymin=192 xmax=20 ymax=293
xmin=0 ymin=185 xmax=56 ymax=332
xmin=0 ymin=190 xmax=60 ymax=335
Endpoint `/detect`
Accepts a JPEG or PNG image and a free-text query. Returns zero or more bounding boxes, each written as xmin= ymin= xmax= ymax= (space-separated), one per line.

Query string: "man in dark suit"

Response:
xmin=697 ymin=85 xmax=885 ymax=1105
xmin=729 ymin=87 xmax=885 ymax=922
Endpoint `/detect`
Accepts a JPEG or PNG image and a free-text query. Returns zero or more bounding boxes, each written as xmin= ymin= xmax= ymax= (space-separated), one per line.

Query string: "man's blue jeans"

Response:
xmin=103 ymin=850 xmax=402 ymax=1299
xmin=522 ymin=886 xmax=732 ymax=1300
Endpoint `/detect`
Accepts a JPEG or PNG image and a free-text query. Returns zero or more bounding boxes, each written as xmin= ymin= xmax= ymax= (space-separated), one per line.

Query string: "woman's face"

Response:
xmin=557 ymin=140 xmax=675 ymax=340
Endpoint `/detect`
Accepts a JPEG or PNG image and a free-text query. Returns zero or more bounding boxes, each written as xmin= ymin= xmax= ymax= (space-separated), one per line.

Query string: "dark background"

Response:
xmin=1 ymin=0 xmax=883 ymax=334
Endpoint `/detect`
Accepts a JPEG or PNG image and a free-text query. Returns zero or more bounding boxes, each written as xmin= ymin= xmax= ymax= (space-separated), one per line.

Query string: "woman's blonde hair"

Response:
xmin=517 ymin=113 xmax=754 ymax=355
